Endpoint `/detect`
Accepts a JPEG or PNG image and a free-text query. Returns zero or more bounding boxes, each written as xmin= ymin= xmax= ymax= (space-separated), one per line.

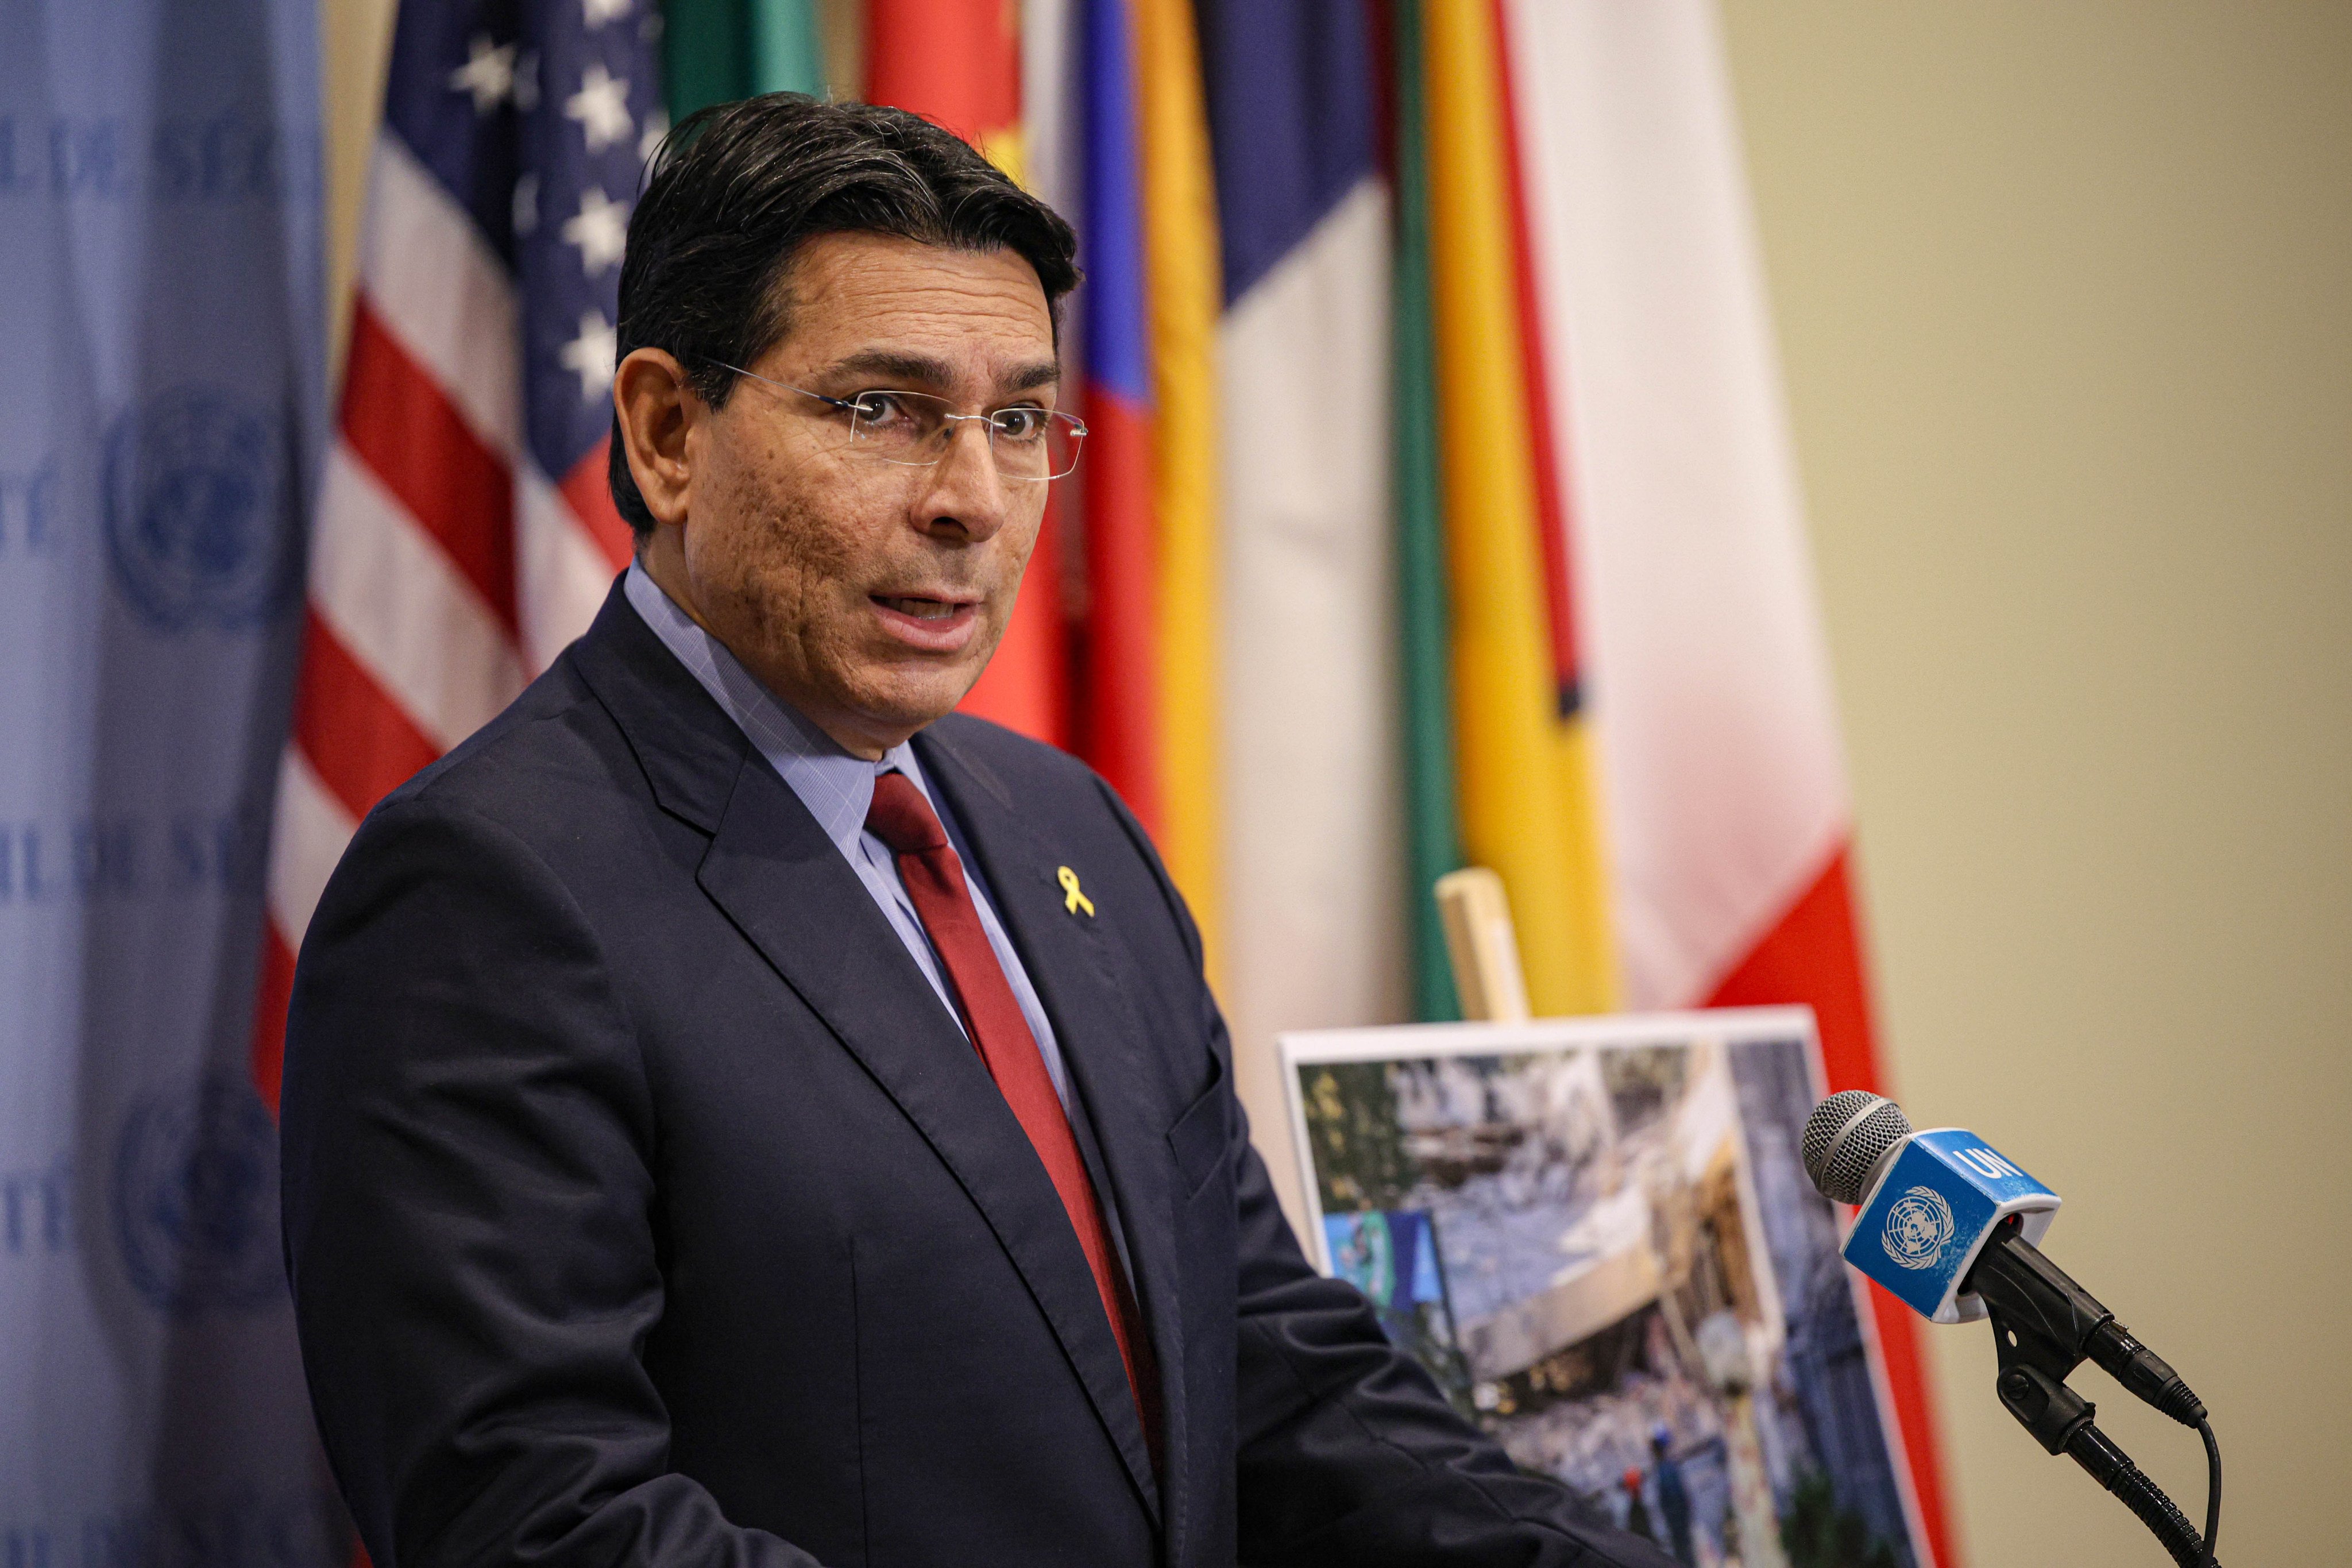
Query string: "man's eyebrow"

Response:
xmin=1001 ymin=360 xmax=1063 ymax=396
xmin=823 ymin=350 xmax=1062 ymax=397
xmin=825 ymin=350 xmax=957 ymax=387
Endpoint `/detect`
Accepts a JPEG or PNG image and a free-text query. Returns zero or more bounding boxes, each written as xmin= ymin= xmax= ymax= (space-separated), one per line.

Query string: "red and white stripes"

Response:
xmin=251 ymin=132 xmax=629 ymax=1107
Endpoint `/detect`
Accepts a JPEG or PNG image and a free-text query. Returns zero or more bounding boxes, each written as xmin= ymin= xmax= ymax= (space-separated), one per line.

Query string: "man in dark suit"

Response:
xmin=280 ymin=95 xmax=1670 ymax=1568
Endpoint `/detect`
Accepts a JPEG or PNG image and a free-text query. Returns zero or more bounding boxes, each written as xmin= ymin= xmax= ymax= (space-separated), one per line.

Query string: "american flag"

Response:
xmin=252 ymin=0 xmax=662 ymax=1105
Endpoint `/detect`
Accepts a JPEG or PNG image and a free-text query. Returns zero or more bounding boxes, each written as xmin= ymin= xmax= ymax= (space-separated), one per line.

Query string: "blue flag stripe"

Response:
xmin=1196 ymin=0 xmax=1380 ymax=305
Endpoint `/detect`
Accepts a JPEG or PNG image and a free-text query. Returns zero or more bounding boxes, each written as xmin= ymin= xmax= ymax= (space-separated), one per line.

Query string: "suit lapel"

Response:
xmin=700 ymin=760 xmax=1164 ymax=1523
xmin=917 ymin=729 xmax=1194 ymax=1550
xmin=572 ymin=585 xmax=1161 ymax=1524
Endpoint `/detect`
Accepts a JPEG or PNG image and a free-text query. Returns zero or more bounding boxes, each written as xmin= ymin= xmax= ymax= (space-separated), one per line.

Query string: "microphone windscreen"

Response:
xmin=1803 ymin=1090 xmax=1915 ymax=1204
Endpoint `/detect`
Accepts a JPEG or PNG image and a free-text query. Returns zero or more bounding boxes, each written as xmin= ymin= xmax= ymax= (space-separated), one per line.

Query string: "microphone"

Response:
xmin=1802 ymin=1090 xmax=2203 ymax=1424
xmin=1802 ymin=1091 xmax=2221 ymax=1567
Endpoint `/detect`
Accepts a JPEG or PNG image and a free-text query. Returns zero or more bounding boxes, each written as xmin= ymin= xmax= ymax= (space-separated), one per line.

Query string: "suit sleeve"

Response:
xmin=1090 ymin=779 xmax=1674 ymax=1568
xmin=279 ymin=795 xmax=832 ymax=1568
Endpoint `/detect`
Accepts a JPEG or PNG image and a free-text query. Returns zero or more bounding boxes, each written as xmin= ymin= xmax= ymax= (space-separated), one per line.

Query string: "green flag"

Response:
xmin=1391 ymin=0 xmax=1462 ymax=1022
xmin=748 ymin=0 xmax=824 ymax=96
xmin=665 ymin=0 xmax=824 ymax=120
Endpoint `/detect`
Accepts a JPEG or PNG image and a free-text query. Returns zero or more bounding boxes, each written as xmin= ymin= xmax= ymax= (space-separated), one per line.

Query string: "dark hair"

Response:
xmin=608 ymin=94 xmax=1082 ymax=540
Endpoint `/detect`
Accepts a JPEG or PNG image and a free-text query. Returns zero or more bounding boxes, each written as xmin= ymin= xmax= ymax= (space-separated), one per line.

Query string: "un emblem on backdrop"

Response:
xmin=113 ymin=1072 xmax=284 ymax=1315
xmin=104 ymin=385 xmax=296 ymax=631
xmin=1880 ymin=1184 xmax=1956 ymax=1272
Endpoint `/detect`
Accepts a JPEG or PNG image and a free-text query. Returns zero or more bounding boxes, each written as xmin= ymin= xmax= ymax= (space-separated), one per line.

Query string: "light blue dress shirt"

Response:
xmin=624 ymin=564 xmax=1080 ymax=1111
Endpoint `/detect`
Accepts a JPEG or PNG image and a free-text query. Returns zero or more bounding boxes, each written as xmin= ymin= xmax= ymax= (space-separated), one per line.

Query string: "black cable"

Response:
xmin=2199 ymin=1418 xmax=2223 ymax=1559
xmin=2061 ymin=1420 xmax=2214 ymax=1567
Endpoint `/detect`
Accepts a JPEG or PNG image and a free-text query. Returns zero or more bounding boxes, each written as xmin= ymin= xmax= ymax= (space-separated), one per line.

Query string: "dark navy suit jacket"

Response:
xmin=279 ymin=582 xmax=1671 ymax=1568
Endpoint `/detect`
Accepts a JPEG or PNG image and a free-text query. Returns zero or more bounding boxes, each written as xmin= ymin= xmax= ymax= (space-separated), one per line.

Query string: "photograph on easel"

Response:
xmin=1281 ymin=1010 xmax=1930 ymax=1568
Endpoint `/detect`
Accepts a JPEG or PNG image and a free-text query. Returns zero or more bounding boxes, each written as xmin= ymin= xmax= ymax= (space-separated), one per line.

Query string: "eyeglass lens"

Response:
xmin=844 ymin=391 xmax=1083 ymax=481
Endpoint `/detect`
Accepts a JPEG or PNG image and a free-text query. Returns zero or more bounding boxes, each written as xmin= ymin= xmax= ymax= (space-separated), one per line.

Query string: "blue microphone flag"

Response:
xmin=1844 ymin=1128 xmax=2061 ymax=1324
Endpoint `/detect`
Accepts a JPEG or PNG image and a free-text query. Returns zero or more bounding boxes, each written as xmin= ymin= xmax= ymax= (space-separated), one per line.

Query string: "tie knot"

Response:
xmin=865 ymin=770 xmax=949 ymax=855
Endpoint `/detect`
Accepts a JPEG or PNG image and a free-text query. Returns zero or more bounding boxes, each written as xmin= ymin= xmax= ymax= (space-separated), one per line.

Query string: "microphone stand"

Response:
xmin=1968 ymin=1221 xmax=2218 ymax=1566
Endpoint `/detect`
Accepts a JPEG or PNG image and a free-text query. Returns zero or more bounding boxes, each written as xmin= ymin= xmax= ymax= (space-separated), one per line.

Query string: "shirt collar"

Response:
xmin=623 ymin=561 xmax=926 ymax=858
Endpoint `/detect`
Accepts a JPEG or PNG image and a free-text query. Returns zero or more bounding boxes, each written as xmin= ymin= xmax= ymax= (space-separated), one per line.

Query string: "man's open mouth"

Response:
xmin=872 ymin=594 xmax=967 ymax=622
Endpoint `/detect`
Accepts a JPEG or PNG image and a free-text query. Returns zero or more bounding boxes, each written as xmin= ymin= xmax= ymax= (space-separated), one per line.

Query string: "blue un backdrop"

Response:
xmin=0 ymin=1 xmax=343 ymax=1558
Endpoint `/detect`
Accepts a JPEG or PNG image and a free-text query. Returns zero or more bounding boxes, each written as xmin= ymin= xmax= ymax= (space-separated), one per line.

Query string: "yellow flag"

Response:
xmin=1134 ymin=0 xmax=1225 ymax=966
xmin=1423 ymin=0 xmax=1617 ymax=1014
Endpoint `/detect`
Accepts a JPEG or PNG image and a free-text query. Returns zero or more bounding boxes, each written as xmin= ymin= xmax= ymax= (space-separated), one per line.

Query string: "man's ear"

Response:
xmin=613 ymin=347 xmax=700 ymax=530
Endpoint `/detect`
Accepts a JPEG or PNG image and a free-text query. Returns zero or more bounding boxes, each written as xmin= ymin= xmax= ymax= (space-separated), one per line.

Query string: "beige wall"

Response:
xmin=319 ymin=0 xmax=397 ymax=380
xmin=1717 ymin=4 xmax=2351 ymax=1563
xmin=315 ymin=2 xmax=2347 ymax=1561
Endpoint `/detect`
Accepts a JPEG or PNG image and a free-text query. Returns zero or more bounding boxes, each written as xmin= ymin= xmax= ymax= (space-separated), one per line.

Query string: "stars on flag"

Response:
xmin=559 ymin=311 xmax=619 ymax=401
xmin=638 ymin=106 xmax=670 ymax=167
xmin=565 ymin=63 xmax=634 ymax=153
xmin=449 ymin=35 xmax=517 ymax=115
xmin=363 ymin=0 xmax=657 ymax=593
xmin=561 ymin=188 xmax=629 ymax=274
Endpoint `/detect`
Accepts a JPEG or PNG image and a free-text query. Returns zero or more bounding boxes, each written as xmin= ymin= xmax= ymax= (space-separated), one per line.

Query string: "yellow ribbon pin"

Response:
xmin=1057 ymin=866 xmax=1095 ymax=917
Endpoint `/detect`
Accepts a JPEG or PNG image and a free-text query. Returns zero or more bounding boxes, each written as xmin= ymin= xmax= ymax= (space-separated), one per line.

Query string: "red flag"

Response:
xmin=866 ymin=0 xmax=1069 ymax=748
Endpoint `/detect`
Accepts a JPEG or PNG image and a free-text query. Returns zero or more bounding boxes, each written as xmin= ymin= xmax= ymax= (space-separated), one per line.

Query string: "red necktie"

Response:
xmin=864 ymin=771 xmax=1160 ymax=1465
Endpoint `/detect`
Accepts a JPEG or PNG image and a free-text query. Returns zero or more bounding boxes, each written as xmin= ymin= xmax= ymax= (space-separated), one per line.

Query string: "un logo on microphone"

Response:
xmin=104 ymin=386 xmax=297 ymax=631
xmin=1882 ymin=1184 xmax=1956 ymax=1271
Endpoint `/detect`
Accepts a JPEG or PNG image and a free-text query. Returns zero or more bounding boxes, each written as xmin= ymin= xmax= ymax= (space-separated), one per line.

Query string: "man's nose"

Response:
xmin=911 ymin=418 xmax=1014 ymax=543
